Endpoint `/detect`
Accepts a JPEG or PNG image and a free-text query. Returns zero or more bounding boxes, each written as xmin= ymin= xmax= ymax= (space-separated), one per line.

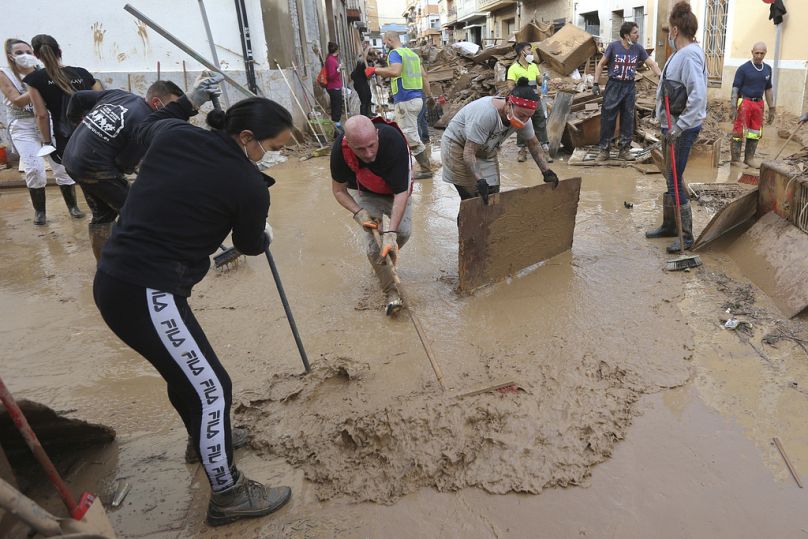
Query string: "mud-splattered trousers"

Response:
xmin=661 ymin=125 xmax=701 ymax=203
xmin=599 ymin=79 xmax=636 ymax=150
xmin=93 ymin=270 xmax=237 ymax=493
xmin=8 ymin=117 xmax=76 ymax=189
xmin=355 ymin=191 xmax=412 ymax=292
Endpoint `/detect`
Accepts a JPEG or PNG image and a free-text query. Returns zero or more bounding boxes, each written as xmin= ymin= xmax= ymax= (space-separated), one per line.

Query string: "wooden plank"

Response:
xmin=547 ymin=91 xmax=574 ymax=156
xmin=693 ymin=189 xmax=758 ymax=251
xmin=457 ymin=177 xmax=581 ymax=292
xmin=726 ymin=211 xmax=808 ymax=318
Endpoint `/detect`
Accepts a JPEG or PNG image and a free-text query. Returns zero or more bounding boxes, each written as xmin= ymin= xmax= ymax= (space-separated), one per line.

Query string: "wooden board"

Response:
xmin=727 ymin=211 xmax=808 ymax=318
xmin=693 ymin=188 xmax=758 ymax=250
xmin=547 ymin=91 xmax=574 ymax=156
xmin=457 ymin=177 xmax=582 ymax=292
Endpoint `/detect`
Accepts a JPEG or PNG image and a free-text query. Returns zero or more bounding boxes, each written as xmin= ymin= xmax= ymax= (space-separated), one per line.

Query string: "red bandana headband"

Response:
xmin=507 ymin=95 xmax=538 ymax=110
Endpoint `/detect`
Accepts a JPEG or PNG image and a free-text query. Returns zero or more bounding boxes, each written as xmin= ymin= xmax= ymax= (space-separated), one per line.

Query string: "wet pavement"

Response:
xmin=1 ymin=134 xmax=807 ymax=538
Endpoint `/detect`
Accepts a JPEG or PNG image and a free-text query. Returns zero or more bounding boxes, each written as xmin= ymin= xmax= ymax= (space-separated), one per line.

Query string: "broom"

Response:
xmin=663 ymin=91 xmax=702 ymax=271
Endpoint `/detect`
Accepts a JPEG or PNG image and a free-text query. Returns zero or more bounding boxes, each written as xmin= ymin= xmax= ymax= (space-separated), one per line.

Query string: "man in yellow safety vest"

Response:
xmin=365 ymin=31 xmax=434 ymax=179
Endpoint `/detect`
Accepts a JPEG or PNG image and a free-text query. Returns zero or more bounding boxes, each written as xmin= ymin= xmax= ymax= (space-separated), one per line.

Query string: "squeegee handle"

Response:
xmin=265 ymin=248 xmax=311 ymax=373
xmin=0 ymin=377 xmax=81 ymax=516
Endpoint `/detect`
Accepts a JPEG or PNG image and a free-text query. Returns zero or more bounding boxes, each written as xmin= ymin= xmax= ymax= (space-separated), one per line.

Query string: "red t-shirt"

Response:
xmin=325 ymin=54 xmax=342 ymax=90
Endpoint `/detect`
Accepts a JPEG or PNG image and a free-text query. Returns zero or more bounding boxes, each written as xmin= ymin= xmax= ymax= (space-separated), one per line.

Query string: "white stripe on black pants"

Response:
xmin=93 ymin=270 xmax=236 ymax=492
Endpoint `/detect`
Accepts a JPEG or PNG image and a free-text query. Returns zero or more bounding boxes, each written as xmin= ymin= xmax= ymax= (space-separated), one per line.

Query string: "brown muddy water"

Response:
xmin=1 ymin=136 xmax=807 ymax=538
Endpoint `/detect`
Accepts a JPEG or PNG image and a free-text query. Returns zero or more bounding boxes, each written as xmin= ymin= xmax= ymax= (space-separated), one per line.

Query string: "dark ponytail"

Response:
xmin=510 ymin=76 xmax=539 ymax=102
xmin=206 ymin=97 xmax=293 ymax=139
xmin=31 ymin=34 xmax=76 ymax=95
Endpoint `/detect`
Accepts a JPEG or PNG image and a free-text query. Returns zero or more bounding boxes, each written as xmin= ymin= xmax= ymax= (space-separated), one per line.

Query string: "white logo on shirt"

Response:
xmin=83 ymin=104 xmax=128 ymax=141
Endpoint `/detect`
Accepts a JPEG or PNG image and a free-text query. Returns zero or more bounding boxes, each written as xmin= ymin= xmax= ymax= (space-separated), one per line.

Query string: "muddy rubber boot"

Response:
xmin=370 ymin=255 xmax=403 ymax=316
xmin=186 ymin=427 xmax=249 ymax=464
xmin=730 ymin=139 xmax=742 ymax=163
xmin=517 ymin=147 xmax=527 ymax=162
xmin=596 ymin=148 xmax=610 ymax=161
xmin=666 ymin=203 xmax=694 ymax=253
xmin=89 ymin=222 xmax=113 ymax=262
xmin=645 ymin=194 xmax=678 ymax=238
xmin=28 ymin=188 xmax=47 ymax=226
xmin=423 ymin=144 xmax=440 ymax=169
xmin=617 ymin=146 xmax=633 ymax=161
xmin=206 ymin=471 xmax=291 ymax=527
xmin=743 ymin=139 xmax=761 ymax=169
xmin=59 ymin=184 xmax=85 ymax=219
xmin=413 ymin=150 xmax=433 ymax=179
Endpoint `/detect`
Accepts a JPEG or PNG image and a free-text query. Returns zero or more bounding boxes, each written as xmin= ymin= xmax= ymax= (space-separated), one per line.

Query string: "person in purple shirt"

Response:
xmin=593 ymin=22 xmax=661 ymax=161
xmin=324 ymin=42 xmax=344 ymax=133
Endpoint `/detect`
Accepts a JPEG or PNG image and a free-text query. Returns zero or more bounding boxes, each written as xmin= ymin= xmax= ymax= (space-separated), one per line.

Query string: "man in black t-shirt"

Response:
xmin=62 ymin=81 xmax=184 ymax=261
xmin=331 ymin=115 xmax=412 ymax=315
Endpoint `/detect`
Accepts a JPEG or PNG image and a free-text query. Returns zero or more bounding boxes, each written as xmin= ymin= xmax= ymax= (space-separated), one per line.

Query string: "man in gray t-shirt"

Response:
xmin=441 ymin=93 xmax=556 ymax=201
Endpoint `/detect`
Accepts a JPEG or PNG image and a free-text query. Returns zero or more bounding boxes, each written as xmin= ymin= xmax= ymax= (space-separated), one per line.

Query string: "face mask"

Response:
xmin=506 ymin=105 xmax=526 ymax=129
xmin=244 ymin=139 xmax=271 ymax=165
xmin=525 ymin=54 xmax=534 ymax=64
xmin=14 ymin=53 xmax=38 ymax=69
xmin=668 ymin=29 xmax=677 ymax=51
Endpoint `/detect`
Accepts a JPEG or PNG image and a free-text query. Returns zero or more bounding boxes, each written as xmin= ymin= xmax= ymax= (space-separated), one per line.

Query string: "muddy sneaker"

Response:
xmin=517 ymin=147 xmax=527 ymax=162
xmin=617 ymin=147 xmax=633 ymax=161
xmin=206 ymin=472 xmax=291 ymax=527
xmin=595 ymin=148 xmax=610 ymax=161
xmin=186 ymin=427 xmax=249 ymax=464
xmin=385 ymin=290 xmax=403 ymax=317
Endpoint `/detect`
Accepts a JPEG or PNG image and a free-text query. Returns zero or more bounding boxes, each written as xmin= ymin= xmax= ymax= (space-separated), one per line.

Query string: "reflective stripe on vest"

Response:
xmin=391 ymin=48 xmax=422 ymax=96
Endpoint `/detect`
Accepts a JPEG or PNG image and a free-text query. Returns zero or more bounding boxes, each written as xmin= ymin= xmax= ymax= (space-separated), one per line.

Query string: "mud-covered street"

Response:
xmin=2 ymin=134 xmax=808 ymax=538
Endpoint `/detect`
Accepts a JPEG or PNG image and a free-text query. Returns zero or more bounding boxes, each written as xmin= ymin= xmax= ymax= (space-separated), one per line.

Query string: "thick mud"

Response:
xmin=1 ymin=131 xmax=807 ymax=537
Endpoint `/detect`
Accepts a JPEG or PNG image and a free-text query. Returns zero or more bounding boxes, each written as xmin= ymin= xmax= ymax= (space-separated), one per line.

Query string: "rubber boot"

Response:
xmin=28 ymin=187 xmax=47 ymax=226
xmin=370 ymin=254 xmax=403 ymax=316
xmin=666 ymin=202 xmax=694 ymax=253
xmin=542 ymin=143 xmax=553 ymax=163
xmin=517 ymin=147 xmax=527 ymax=162
xmin=596 ymin=148 xmax=610 ymax=161
xmin=744 ymin=138 xmax=761 ymax=169
xmin=423 ymin=144 xmax=440 ymax=169
xmin=730 ymin=139 xmax=742 ymax=163
xmin=59 ymin=184 xmax=85 ymax=219
xmin=206 ymin=470 xmax=291 ymax=527
xmin=413 ymin=150 xmax=433 ymax=179
xmin=645 ymin=194 xmax=678 ymax=238
xmin=89 ymin=222 xmax=113 ymax=262
xmin=617 ymin=146 xmax=633 ymax=161
xmin=186 ymin=427 xmax=249 ymax=464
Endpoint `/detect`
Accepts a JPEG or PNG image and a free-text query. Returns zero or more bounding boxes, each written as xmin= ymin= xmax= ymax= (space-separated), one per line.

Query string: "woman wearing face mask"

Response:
xmin=1 ymin=38 xmax=85 ymax=225
xmin=645 ymin=1 xmax=707 ymax=253
xmin=441 ymin=77 xmax=558 ymax=203
xmin=506 ymin=42 xmax=550 ymax=163
xmin=93 ymin=95 xmax=294 ymax=527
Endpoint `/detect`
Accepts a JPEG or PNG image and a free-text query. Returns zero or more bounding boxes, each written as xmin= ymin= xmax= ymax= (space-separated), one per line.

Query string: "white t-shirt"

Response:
xmin=444 ymin=96 xmax=534 ymax=159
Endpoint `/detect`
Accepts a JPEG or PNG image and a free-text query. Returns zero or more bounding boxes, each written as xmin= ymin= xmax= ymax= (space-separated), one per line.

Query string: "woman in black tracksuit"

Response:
xmin=93 ymin=93 xmax=294 ymax=527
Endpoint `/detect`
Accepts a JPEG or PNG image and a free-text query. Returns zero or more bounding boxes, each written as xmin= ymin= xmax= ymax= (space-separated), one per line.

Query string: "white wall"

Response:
xmin=9 ymin=0 xmax=267 ymax=75
xmin=573 ymin=0 xmax=654 ymax=48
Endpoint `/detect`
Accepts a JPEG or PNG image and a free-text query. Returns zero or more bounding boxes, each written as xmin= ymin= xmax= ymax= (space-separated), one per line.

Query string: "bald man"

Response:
xmin=730 ymin=42 xmax=775 ymax=168
xmin=330 ymin=115 xmax=412 ymax=315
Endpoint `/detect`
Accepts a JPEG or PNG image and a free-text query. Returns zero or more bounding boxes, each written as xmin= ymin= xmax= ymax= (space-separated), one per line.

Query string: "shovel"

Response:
xmin=0 ymin=376 xmax=116 ymax=537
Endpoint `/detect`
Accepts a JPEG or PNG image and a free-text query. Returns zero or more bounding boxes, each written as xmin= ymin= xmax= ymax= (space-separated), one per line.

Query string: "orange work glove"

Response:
xmin=365 ymin=66 xmax=376 ymax=79
xmin=353 ymin=208 xmax=378 ymax=229
xmin=380 ymin=231 xmax=398 ymax=263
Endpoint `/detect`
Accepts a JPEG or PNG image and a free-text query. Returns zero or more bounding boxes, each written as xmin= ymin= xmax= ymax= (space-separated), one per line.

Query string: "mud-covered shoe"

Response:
xmin=385 ymin=290 xmax=403 ymax=317
xmin=517 ymin=147 xmax=527 ymax=162
xmin=596 ymin=148 xmax=610 ymax=161
xmin=186 ymin=427 xmax=249 ymax=464
xmin=617 ymin=146 xmax=633 ymax=161
xmin=206 ymin=472 xmax=291 ymax=527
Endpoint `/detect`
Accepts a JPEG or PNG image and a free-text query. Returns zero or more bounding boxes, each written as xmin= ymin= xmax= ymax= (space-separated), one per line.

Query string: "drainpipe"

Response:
xmin=772 ymin=20 xmax=783 ymax=105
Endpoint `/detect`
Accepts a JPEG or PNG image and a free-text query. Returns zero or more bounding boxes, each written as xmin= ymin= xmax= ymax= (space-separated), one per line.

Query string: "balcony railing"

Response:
xmin=478 ymin=0 xmax=516 ymax=11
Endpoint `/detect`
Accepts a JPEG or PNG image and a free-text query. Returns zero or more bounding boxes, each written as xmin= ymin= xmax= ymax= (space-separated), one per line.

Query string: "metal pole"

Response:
xmin=264 ymin=248 xmax=311 ymax=373
xmin=124 ymin=4 xmax=254 ymax=98
xmin=197 ymin=0 xmax=231 ymax=107
xmin=274 ymin=59 xmax=325 ymax=149
xmin=772 ymin=21 xmax=782 ymax=105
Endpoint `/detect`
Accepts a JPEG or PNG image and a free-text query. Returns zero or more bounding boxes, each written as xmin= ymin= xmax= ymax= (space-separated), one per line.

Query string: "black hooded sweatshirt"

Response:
xmin=98 ymin=96 xmax=271 ymax=296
